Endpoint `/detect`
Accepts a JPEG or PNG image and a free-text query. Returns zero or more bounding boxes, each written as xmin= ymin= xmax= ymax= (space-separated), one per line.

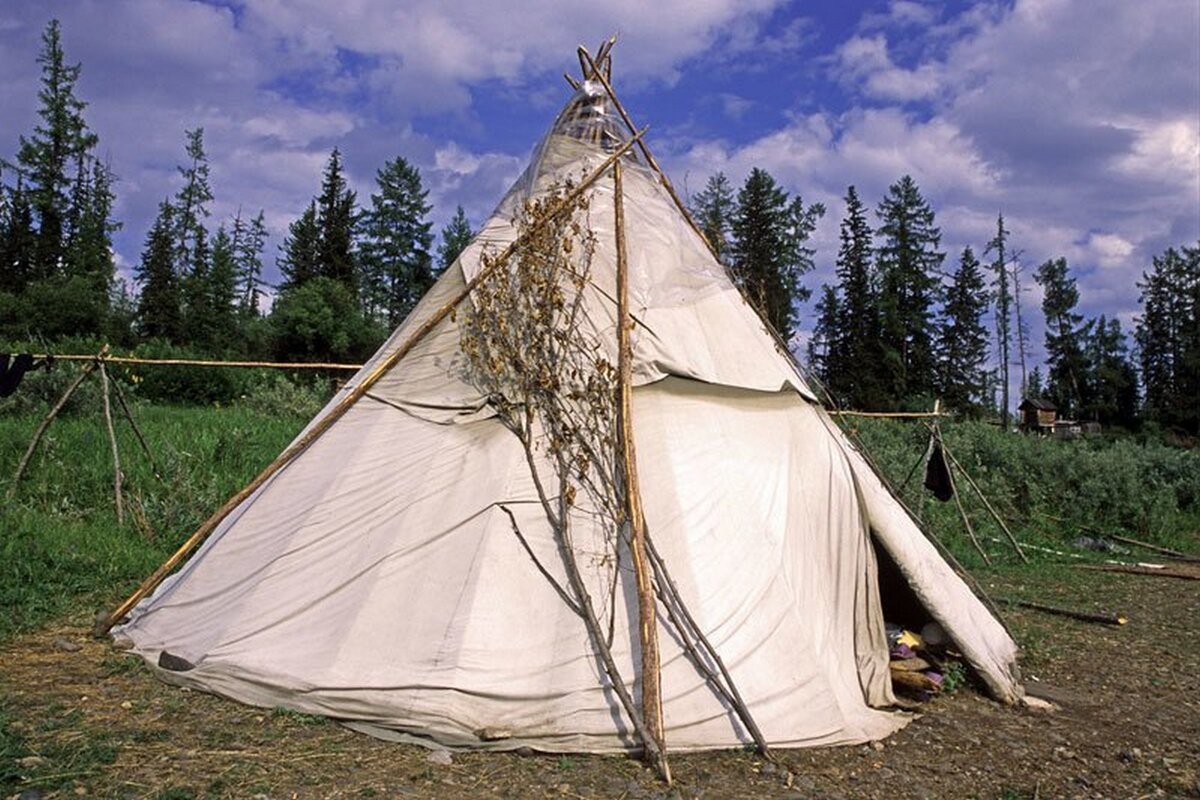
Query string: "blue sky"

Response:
xmin=1 ymin=0 xmax=1197 ymax=365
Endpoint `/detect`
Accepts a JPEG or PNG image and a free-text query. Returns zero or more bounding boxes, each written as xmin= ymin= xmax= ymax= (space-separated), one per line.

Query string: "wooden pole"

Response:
xmin=94 ymin=132 xmax=647 ymax=636
xmin=1073 ymin=563 xmax=1198 ymax=581
xmin=98 ymin=361 xmax=125 ymax=526
xmin=8 ymin=346 xmax=107 ymax=497
xmin=614 ymin=159 xmax=668 ymax=771
xmin=106 ymin=371 xmax=161 ymax=481
xmin=1106 ymin=534 xmax=1198 ymax=562
xmin=939 ymin=441 xmax=1029 ymax=563
xmin=576 ymin=45 xmax=815 ymax=398
xmin=35 ymin=355 xmax=363 ymax=370
xmin=643 ymin=537 xmax=773 ymax=758
xmin=833 ymin=410 xmax=951 ymax=419
xmin=999 ymin=598 xmax=1127 ymax=626
xmin=947 ymin=450 xmax=991 ymax=566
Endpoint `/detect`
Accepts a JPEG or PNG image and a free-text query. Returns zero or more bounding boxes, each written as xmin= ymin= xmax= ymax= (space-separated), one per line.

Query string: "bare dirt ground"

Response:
xmin=3 ymin=565 xmax=1198 ymax=800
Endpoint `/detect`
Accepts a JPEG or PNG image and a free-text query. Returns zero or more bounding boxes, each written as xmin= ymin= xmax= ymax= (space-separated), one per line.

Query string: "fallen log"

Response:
xmin=1106 ymin=534 xmax=1200 ymax=563
xmin=1073 ymin=564 xmax=1199 ymax=581
xmin=999 ymin=598 xmax=1127 ymax=626
xmin=889 ymin=666 xmax=942 ymax=694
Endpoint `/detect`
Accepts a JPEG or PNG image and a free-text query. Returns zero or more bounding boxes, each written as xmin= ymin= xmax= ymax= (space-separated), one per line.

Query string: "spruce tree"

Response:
xmin=316 ymin=148 xmax=358 ymax=291
xmin=986 ymin=214 xmax=1014 ymax=428
xmin=136 ymin=201 xmax=183 ymax=340
xmin=360 ymin=156 xmax=434 ymax=324
xmin=173 ymin=128 xmax=213 ymax=279
xmin=1084 ymin=315 xmax=1138 ymax=428
xmin=15 ymin=19 xmax=98 ymax=281
xmin=691 ymin=172 xmax=735 ymax=264
xmin=730 ymin=167 xmax=823 ymax=342
xmin=937 ymin=246 xmax=989 ymax=415
xmin=1035 ymin=257 xmax=1091 ymax=418
xmin=1026 ymin=366 xmax=1045 ymax=400
xmin=807 ymin=284 xmax=841 ymax=389
xmin=0 ymin=177 xmax=36 ymax=295
xmin=1136 ymin=243 xmax=1200 ymax=433
xmin=198 ymin=226 xmax=239 ymax=350
xmin=875 ymin=175 xmax=944 ymax=404
xmin=65 ymin=157 xmax=119 ymax=310
xmin=437 ymin=205 xmax=473 ymax=272
xmin=233 ymin=209 xmax=268 ymax=315
xmin=279 ymin=201 xmax=320 ymax=291
xmin=828 ymin=185 xmax=885 ymax=409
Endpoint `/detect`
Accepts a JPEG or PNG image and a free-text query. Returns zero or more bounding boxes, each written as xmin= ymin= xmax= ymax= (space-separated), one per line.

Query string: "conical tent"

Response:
xmin=109 ymin=48 xmax=1021 ymax=755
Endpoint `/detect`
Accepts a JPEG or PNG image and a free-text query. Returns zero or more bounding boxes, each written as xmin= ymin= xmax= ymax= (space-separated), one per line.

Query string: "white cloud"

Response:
xmin=833 ymin=35 xmax=942 ymax=102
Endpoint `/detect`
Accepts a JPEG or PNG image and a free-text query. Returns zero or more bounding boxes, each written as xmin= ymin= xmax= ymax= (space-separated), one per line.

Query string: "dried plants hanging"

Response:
xmin=457 ymin=178 xmax=671 ymax=781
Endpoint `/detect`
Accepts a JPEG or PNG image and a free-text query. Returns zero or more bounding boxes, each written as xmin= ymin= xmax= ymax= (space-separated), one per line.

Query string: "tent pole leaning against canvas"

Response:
xmin=613 ymin=159 xmax=668 ymax=761
xmin=93 ymin=132 xmax=647 ymax=637
xmin=9 ymin=344 xmax=108 ymax=497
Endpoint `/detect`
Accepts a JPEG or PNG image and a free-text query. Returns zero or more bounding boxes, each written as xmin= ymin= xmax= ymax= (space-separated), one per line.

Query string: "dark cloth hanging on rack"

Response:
xmin=923 ymin=440 xmax=954 ymax=502
xmin=0 ymin=354 xmax=50 ymax=397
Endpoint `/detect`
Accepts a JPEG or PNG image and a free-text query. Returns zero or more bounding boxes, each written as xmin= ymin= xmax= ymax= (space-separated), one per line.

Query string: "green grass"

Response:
xmin=0 ymin=401 xmax=309 ymax=640
xmin=849 ymin=417 xmax=1200 ymax=569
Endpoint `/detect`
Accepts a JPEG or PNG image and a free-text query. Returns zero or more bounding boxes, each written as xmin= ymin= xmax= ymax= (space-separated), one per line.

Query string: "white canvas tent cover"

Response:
xmin=114 ymin=74 xmax=1021 ymax=753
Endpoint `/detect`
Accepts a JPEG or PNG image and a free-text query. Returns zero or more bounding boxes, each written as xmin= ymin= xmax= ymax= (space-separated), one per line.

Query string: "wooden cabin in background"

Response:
xmin=1019 ymin=397 xmax=1057 ymax=435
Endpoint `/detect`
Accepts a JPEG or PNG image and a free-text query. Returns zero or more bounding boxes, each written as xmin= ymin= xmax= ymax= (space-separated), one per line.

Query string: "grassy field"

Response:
xmin=1 ymin=370 xmax=1198 ymax=798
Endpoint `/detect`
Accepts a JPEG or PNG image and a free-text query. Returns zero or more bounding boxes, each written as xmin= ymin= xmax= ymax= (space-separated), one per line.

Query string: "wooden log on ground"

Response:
xmin=1107 ymin=534 xmax=1200 ymax=563
xmin=999 ymin=598 xmax=1127 ymax=625
xmin=889 ymin=666 xmax=942 ymax=694
xmin=1073 ymin=564 xmax=1199 ymax=581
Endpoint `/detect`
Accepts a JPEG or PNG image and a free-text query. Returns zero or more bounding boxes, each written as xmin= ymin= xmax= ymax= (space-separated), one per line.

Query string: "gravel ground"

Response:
xmin=2 ymin=564 xmax=1197 ymax=799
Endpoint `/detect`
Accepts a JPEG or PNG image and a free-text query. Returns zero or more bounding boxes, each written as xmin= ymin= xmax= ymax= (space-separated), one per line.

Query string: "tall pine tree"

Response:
xmin=875 ymin=175 xmax=944 ymax=404
xmin=826 ymin=185 xmax=886 ymax=409
xmin=730 ymin=168 xmax=823 ymax=343
xmin=316 ymin=148 xmax=358 ymax=291
xmin=690 ymin=172 xmax=736 ymax=265
xmin=15 ymin=19 xmax=98 ymax=282
xmin=360 ymin=156 xmax=433 ymax=325
xmin=135 ymin=201 xmax=183 ymax=340
xmin=279 ymin=201 xmax=320 ymax=291
xmin=937 ymin=246 xmax=990 ymax=415
xmin=1035 ymin=257 xmax=1091 ymax=418
xmin=172 ymin=128 xmax=213 ymax=282
xmin=232 ymin=209 xmax=268 ymax=315
xmin=1136 ymin=243 xmax=1200 ymax=433
xmin=437 ymin=205 xmax=473 ymax=272
xmin=1084 ymin=315 xmax=1138 ymax=428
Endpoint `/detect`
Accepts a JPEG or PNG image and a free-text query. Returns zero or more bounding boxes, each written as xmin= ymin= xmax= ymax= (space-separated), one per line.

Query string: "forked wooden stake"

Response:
xmin=95 ymin=132 xmax=647 ymax=636
xmin=614 ymin=159 xmax=668 ymax=776
xmin=98 ymin=361 xmax=125 ymax=526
